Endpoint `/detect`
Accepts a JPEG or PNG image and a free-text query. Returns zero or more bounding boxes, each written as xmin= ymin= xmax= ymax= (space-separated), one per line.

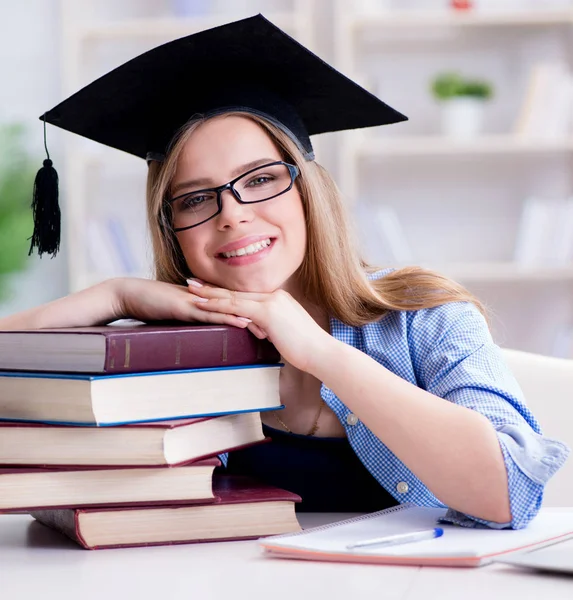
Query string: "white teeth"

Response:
xmin=221 ymin=238 xmax=271 ymax=258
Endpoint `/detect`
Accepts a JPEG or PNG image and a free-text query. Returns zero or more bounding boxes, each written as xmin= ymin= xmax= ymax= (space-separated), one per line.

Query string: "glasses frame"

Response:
xmin=166 ymin=160 xmax=300 ymax=231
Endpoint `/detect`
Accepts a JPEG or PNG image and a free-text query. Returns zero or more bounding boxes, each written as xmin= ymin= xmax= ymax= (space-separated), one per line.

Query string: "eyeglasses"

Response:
xmin=166 ymin=161 xmax=300 ymax=231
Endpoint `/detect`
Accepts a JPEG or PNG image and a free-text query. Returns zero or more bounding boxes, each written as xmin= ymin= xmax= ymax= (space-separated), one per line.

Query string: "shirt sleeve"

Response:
xmin=408 ymin=301 xmax=570 ymax=530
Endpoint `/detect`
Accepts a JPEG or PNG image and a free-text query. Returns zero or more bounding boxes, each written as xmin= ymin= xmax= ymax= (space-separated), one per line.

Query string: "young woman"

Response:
xmin=1 ymin=16 xmax=568 ymax=528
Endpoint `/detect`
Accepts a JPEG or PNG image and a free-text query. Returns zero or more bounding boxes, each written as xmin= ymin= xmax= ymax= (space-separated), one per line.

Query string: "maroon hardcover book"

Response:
xmin=0 ymin=322 xmax=280 ymax=374
xmin=31 ymin=475 xmax=302 ymax=550
xmin=0 ymin=458 xmax=220 ymax=513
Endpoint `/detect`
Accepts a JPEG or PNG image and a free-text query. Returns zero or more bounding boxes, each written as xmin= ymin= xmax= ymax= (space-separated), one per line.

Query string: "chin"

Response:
xmin=228 ymin=272 xmax=291 ymax=294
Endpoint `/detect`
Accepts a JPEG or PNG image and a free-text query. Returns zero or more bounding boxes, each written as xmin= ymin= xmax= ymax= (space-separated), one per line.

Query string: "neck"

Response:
xmin=282 ymin=274 xmax=330 ymax=335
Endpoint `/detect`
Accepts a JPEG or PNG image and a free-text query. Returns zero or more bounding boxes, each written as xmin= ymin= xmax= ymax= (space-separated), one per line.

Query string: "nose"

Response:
xmin=215 ymin=188 xmax=255 ymax=230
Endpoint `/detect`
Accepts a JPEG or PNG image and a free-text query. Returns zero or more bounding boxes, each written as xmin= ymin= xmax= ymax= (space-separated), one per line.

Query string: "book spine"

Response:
xmin=31 ymin=509 xmax=91 ymax=549
xmin=104 ymin=328 xmax=280 ymax=373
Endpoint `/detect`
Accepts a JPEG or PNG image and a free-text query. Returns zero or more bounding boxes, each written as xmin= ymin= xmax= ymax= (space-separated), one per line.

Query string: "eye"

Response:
xmin=248 ymin=175 xmax=275 ymax=187
xmin=175 ymin=192 xmax=217 ymax=212
xmin=183 ymin=195 xmax=209 ymax=207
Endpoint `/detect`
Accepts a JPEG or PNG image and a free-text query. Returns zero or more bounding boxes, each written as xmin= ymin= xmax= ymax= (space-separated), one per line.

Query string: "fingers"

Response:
xmin=184 ymin=296 xmax=251 ymax=329
xmin=186 ymin=279 xmax=269 ymax=302
xmin=247 ymin=322 xmax=268 ymax=339
xmin=188 ymin=308 xmax=251 ymax=329
xmin=185 ymin=279 xmax=267 ymax=332
xmin=192 ymin=295 xmax=258 ymax=322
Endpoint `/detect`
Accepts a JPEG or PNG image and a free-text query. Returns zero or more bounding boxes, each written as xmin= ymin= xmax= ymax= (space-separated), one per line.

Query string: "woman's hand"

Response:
xmin=185 ymin=280 xmax=333 ymax=373
xmin=114 ymin=277 xmax=252 ymax=329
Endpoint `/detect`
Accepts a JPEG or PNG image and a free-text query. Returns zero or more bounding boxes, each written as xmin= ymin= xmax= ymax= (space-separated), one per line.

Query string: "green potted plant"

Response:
xmin=430 ymin=72 xmax=494 ymax=138
xmin=0 ymin=123 xmax=35 ymax=302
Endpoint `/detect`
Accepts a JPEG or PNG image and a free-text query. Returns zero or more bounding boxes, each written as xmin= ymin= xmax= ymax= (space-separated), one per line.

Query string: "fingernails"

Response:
xmin=191 ymin=296 xmax=209 ymax=303
xmin=237 ymin=317 xmax=252 ymax=322
xmin=186 ymin=278 xmax=203 ymax=288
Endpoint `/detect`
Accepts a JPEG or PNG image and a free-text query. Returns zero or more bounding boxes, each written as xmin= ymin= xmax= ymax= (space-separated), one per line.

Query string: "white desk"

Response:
xmin=1 ymin=512 xmax=572 ymax=600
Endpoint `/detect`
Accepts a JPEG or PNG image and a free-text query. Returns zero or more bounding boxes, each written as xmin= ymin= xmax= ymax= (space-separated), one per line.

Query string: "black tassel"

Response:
xmin=29 ymin=116 xmax=61 ymax=257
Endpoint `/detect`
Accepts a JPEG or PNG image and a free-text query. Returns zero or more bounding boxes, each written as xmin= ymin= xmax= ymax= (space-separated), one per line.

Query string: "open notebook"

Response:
xmin=259 ymin=504 xmax=573 ymax=568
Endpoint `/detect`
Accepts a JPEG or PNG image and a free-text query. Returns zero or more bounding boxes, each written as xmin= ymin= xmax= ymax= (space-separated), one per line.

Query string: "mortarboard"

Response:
xmin=30 ymin=13 xmax=407 ymax=257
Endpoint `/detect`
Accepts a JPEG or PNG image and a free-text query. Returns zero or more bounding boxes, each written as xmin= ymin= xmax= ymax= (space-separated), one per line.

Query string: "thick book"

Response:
xmin=0 ymin=412 xmax=266 ymax=467
xmin=31 ymin=475 xmax=302 ymax=550
xmin=0 ymin=322 xmax=280 ymax=374
xmin=0 ymin=364 xmax=281 ymax=426
xmin=0 ymin=458 xmax=219 ymax=513
xmin=260 ymin=504 xmax=573 ymax=568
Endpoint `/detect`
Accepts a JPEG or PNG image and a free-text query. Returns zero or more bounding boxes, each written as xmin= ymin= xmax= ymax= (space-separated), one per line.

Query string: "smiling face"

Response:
xmin=170 ymin=115 xmax=307 ymax=293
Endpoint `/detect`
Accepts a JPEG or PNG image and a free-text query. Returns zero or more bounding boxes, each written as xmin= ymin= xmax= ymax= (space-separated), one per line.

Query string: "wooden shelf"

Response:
xmin=80 ymin=13 xmax=297 ymax=40
xmin=406 ymin=262 xmax=573 ymax=283
xmin=348 ymin=9 xmax=573 ymax=30
xmin=356 ymin=135 xmax=573 ymax=158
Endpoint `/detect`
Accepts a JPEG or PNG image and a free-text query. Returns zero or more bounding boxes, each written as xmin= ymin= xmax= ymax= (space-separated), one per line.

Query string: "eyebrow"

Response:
xmin=171 ymin=157 xmax=279 ymax=195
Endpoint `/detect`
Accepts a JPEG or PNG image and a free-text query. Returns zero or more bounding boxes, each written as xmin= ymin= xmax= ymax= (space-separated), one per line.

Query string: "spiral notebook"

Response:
xmin=259 ymin=504 xmax=573 ymax=568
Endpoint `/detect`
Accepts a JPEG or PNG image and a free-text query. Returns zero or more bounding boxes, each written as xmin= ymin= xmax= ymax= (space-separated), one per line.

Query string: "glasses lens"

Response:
xmin=169 ymin=163 xmax=294 ymax=230
xmin=171 ymin=191 xmax=218 ymax=229
xmin=235 ymin=163 xmax=292 ymax=203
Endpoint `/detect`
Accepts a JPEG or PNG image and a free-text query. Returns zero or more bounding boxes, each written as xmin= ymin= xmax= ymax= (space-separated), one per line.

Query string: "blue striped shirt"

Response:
xmin=224 ymin=268 xmax=570 ymax=529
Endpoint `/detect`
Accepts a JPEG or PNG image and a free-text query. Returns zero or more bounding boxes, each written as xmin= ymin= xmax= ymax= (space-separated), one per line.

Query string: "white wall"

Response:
xmin=0 ymin=0 xmax=68 ymax=317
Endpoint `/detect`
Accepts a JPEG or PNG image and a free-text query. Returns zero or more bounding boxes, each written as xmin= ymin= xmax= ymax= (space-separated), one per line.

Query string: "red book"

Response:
xmin=0 ymin=458 xmax=220 ymax=513
xmin=0 ymin=321 xmax=280 ymax=374
xmin=0 ymin=412 xmax=267 ymax=467
xmin=31 ymin=475 xmax=302 ymax=549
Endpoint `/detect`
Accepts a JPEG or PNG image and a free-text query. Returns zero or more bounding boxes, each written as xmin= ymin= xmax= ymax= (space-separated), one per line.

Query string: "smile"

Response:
xmin=220 ymin=238 xmax=272 ymax=258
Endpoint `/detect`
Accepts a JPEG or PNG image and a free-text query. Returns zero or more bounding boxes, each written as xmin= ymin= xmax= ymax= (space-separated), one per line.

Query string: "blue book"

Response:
xmin=0 ymin=364 xmax=282 ymax=426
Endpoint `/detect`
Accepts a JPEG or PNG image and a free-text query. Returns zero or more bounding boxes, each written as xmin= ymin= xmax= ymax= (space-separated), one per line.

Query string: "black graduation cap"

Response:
xmin=30 ymin=13 xmax=407 ymax=257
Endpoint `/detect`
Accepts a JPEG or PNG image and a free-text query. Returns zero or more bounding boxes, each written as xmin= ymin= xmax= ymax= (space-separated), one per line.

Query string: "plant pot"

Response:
xmin=440 ymin=97 xmax=486 ymax=139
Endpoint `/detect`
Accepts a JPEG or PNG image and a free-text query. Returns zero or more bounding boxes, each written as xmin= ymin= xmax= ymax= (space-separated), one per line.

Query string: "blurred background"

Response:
xmin=1 ymin=0 xmax=572 ymax=358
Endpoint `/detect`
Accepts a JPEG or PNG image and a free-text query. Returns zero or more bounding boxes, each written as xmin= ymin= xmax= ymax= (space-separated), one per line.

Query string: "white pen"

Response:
xmin=346 ymin=527 xmax=444 ymax=550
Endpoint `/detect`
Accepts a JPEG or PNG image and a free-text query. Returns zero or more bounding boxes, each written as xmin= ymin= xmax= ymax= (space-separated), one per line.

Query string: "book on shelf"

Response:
xmin=30 ymin=475 xmax=301 ymax=550
xmin=354 ymin=203 xmax=414 ymax=264
xmin=0 ymin=321 xmax=280 ymax=374
xmin=0 ymin=364 xmax=282 ymax=426
xmin=86 ymin=216 xmax=149 ymax=279
xmin=0 ymin=411 xmax=266 ymax=467
xmin=0 ymin=458 xmax=219 ymax=513
xmin=514 ymin=197 xmax=573 ymax=266
xmin=514 ymin=62 xmax=573 ymax=140
xmin=552 ymin=325 xmax=573 ymax=360
xmin=86 ymin=218 xmax=124 ymax=279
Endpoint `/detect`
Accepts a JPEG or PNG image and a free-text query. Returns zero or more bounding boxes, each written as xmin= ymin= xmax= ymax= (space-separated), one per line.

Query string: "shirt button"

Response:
xmin=396 ymin=481 xmax=409 ymax=494
xmin=346 ymin=413 xmax=359 ymax=426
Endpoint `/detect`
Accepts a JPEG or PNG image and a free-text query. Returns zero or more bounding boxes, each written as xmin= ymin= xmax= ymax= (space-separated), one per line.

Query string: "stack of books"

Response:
xmin=0 ymin=321 xmax=301 ymax=549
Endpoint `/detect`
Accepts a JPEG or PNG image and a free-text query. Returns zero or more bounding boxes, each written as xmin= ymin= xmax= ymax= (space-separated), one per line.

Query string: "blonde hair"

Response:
xmin=146 ymin=112 xmax=486 ymax=326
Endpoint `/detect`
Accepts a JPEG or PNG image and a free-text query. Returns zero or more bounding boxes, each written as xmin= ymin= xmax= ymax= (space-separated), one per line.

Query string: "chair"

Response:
xmin=502 ymin=348 xmax=573 ymax=507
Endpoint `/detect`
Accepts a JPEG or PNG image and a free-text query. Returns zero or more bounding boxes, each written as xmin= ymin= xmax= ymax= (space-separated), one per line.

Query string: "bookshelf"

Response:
xmin=333 ymin=0 xmax=573 ymax=357
xmin=80 ymin=12 xmax=305 ymax=40
xmin=348 ymin=9 xmax=573 ymax=30
xmin=357 ymin=135 xmax=573 ymax=159
xmin=408 ymin=262 xmax=573 ymax=284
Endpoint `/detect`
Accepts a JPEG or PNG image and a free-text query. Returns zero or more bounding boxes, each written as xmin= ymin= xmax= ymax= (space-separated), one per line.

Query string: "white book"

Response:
xmin=513 ymin=198 xmax=553 ymax=265
xmin=106 ymin=216 xmax=139 ymax=274
xmin=353 ymin=203 xmax=413 ymax=265
xmin=374 ymin=205 xmax=414 ymax=264
xmin=86 ymin=218 xmax=124 ymax=277
xmin=553 ymin=198 xmax=573 ymax=264
xmin=260 ymin=503 xmax=573 ymax=568
xmin=514 ymin=197 xmax=570 ymax=266
xmin=515 ymin=63 xmax=571 ymax=139
xmin=552 ymin=325 xmax=573 ymax=359
xmin=544 ymin=71 xmax=573 ymax=139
